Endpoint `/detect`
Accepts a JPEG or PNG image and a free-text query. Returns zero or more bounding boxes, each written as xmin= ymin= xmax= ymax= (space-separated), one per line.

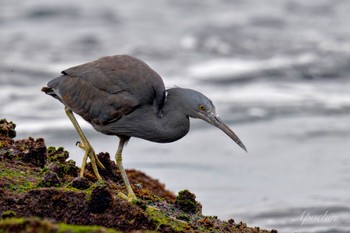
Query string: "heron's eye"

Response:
xmin=199 ymin=105 xmax=206 ymax=111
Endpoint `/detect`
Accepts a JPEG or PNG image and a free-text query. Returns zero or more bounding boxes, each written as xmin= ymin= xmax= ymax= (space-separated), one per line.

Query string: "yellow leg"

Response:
xmin=115 ymin=137 xmax=137 ymax=201
xmin=64 ymin=107 xmax=105 ymax=180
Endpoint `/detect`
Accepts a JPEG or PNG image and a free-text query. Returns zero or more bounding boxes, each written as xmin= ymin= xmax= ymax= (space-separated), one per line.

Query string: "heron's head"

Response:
xmin=179 ymin=88 xmax=247 ymax=152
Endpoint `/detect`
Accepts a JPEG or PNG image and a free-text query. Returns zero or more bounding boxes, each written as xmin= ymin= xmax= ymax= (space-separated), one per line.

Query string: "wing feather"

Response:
xmin=45 ymin=55 xmax=165 ymax=125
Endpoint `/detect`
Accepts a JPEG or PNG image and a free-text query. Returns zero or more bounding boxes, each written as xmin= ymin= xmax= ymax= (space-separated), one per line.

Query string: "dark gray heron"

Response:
xmin=42 ymin=55 xmax=246 ymax=201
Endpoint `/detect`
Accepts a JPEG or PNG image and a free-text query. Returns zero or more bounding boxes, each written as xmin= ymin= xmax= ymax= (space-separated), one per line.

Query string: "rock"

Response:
xmin=15 ymin=137 xmax=47 ymax=167
xmin=175 ymin=189 xmax=202 ymax=214
xmin=0 ymin=119 xmax=16 ymax=139
xmin=47 ymin=146 xmax=69 ymax=163
xmin=88 ymin=184 xmax=113 ymax=214
xmin=38 ymin=171 xmax=61 ymax=188
xmin=0 ymin=119 xmax=275 ymax=232
xmin=71 ymin=177 xmax=90 ymax=190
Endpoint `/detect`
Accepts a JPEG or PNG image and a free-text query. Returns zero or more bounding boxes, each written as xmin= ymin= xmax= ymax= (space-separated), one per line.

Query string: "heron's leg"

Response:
xmin=64 ymin=107 xmax=105 ymax=180
xmin=115 ymin=137 xmax=137 ymax=201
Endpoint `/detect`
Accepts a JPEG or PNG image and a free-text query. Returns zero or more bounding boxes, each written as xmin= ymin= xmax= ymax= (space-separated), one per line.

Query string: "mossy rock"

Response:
xmin=0 ymin=218 xmax=121 ymax=233
xmin=0 ymin=119 xmax=16 ymax=139
xmin=0 ymin=119 xmax=277 ymax=233
xmin=175 ymin=189 xmax=202 ymax=214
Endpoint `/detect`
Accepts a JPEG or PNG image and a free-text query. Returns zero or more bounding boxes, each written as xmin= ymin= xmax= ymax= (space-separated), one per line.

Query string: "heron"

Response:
xmin=42 ymin=55 xmax=247 ymax=201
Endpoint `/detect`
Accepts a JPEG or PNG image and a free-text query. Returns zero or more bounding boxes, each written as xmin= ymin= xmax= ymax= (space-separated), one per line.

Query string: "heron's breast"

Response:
xmin=91 ymin=111 xmax=190 ymax=143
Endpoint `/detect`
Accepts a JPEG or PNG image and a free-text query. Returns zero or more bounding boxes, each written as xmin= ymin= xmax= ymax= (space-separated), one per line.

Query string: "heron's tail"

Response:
xmin=41 ymin=86 xmax=53 ymax=94
xmin=41 ymin=86 xmax=62 ymax=102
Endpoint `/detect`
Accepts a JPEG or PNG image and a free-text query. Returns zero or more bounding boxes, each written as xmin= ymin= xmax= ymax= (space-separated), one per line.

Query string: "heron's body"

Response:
xmin=42 ymin=55 xmax=246 ymax=201
xmin=94 ymin=89 xmax=191 ymax=143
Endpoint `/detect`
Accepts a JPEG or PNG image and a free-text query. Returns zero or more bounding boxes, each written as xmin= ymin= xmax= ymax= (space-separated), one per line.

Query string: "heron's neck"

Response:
xmin=152 ymin=88 xmax=191 ymax=142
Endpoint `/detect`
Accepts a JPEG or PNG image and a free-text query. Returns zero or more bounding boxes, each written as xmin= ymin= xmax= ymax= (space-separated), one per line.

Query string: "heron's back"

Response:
xmin=43 ymin=55 xmax=166 ymax=125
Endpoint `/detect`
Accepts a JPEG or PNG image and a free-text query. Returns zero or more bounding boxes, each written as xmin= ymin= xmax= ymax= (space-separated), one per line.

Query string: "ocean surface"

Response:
xmin=1 ymin=0 xmax=350 ymax=232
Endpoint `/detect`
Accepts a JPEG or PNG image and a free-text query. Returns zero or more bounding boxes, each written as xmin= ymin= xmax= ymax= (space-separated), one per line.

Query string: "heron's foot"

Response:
xmin=76 ymin=141 xmax=105 ymax=169
xmin=118 ymin=191 xmax=137 ymax=202
xmin=76 ymin=141 xmax=105 ymax=180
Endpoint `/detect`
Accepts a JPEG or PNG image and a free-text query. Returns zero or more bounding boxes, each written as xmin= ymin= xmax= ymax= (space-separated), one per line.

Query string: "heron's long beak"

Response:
xmin=199 ymin=112 xmax=247 ymax=152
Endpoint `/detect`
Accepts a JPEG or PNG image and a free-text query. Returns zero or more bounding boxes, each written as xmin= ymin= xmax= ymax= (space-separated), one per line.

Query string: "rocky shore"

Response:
xmin=0 ymin=118 xmax=276 ymax=233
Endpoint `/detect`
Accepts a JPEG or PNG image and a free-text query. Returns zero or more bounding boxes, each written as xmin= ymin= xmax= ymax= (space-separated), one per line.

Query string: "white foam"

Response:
xmin=187 ymin=54 xmax=316 ymax=80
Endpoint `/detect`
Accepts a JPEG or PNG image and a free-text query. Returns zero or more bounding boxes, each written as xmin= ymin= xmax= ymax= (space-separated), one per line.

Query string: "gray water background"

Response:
xmin=1 ymin=0 xmax=350 ymax=232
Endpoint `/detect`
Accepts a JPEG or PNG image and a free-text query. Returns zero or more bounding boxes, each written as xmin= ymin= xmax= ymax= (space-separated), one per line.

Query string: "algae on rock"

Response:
xmin=0 ymin=118 xmax=276 ymax=233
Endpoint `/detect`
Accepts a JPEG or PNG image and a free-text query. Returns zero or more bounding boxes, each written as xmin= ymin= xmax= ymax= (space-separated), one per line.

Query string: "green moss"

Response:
xmin=48 ymin=151 xmax=69 ymax=163
xmin=1 ymin=210 xmax=16 ymax=219
xmin=176 ymin=213 xmax=190 ymax=222
xmin=0 ymin=218 xmax=121 ymax=233
xmin=132 ymin=199 xmax=147 ymax=210
xmin=146 ymin=207 xmax=189 ymax=232
xmin=84 ymin=180 xmax=107 ymax=201
xmin=0 ymin=163 xmax=39 ymax=192
xmin=86 ymin=180 xmax=106 ymax=190
xmin=62 ymin=159 xmax=79 ymax=177
xmin=175 ymin=189 xmax=202 ymax=214
xmin=46 ymin=146 xmax=70 ymax=164
xmin=57 ymin=222 xmax=120 ymax=233
xmin=40 ymin=166 xmax=49 ymax=174
xmin=47 ymin=146 xmax=56 ymax=154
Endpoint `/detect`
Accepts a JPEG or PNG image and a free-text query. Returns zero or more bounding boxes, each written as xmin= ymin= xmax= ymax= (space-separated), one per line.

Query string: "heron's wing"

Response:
xmin=46 ymin=55 xmax=166 ymax=125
